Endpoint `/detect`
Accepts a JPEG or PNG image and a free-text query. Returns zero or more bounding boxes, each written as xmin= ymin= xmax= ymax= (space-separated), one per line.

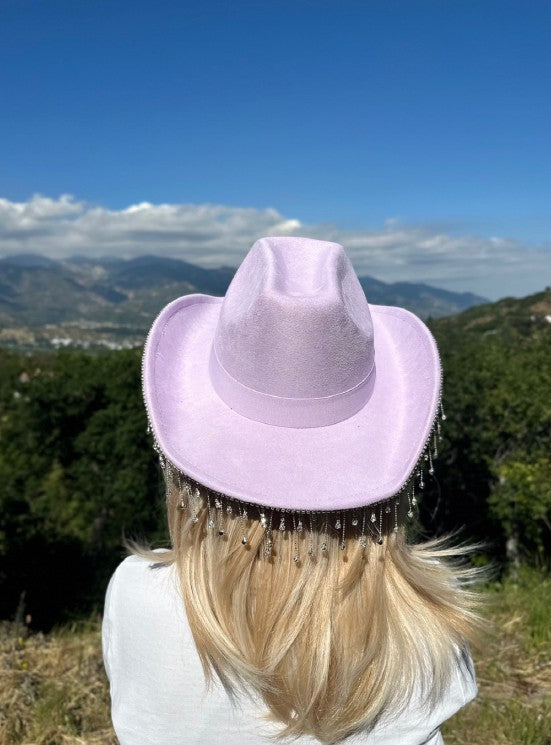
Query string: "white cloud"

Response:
xmin=0 ymin=194 xmax=549 ymax=299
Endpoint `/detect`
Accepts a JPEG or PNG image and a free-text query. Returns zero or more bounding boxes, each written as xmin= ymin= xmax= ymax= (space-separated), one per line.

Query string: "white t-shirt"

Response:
xmin=102 ymin=552 xmax=477 ymax=745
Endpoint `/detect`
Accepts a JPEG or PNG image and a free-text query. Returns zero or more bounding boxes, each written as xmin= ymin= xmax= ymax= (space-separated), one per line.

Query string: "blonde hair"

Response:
xmin=129 ymin=476 xmax=484 ymax=745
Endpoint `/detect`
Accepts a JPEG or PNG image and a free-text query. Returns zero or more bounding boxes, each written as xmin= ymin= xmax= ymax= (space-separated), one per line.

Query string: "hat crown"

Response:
xmin=211 ymin=237 xmax=374 ymax=423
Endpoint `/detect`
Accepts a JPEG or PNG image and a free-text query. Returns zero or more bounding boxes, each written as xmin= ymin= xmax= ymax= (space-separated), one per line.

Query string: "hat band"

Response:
xmin=208 ymin=344 xmax=376 ymax=428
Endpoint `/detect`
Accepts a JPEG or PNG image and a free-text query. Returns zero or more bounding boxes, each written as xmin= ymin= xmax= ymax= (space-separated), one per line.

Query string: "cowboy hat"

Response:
xmin=142 ymin=236 xmax=441 ymax=513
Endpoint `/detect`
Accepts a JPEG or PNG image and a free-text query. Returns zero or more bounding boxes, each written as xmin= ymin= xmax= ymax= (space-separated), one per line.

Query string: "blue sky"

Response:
xmin=1 ymin=0 xmax=550 ymax=298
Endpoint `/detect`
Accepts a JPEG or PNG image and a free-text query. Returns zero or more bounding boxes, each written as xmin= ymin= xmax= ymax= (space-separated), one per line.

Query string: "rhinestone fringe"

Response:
xmin=146 ymin=399 xmax=445 ymax=560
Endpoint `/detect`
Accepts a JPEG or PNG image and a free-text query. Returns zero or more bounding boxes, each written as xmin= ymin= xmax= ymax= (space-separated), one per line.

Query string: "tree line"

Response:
xmin=0 ymin=320 xmax=549 ymax=628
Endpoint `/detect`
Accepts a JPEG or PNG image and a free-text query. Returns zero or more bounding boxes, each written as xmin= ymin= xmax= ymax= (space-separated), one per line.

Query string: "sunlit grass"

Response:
xmin=442 ymin=566 xmax=551 ymax=745
xmin=0 ymin=618 xmax=115 ymax=745
xmin=1 ymin=568 xmax=549 ymax=745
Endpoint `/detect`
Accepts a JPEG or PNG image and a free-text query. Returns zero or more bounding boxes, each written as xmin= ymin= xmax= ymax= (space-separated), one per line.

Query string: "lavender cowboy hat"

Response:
xmin=142 ymin=237 xmax=442 ymax=512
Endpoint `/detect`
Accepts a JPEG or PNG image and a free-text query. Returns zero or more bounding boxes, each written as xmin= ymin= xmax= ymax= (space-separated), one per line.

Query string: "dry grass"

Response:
xmin=442 ymin=566 xmax=551 ymax=745
xmin=1 ymin=568 xmax=550 ymax=745
xmin=0 ymin=618 xmax=115 ymax=745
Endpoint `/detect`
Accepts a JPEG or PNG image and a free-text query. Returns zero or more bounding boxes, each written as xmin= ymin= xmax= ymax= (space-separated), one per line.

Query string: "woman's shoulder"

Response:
xmin=104 ymin=549 xmax=177 ymax=613
xmin=109 ymin=548 xmax=172 ymax=575
xmin=102 ymin=550 xmax=183 ymax=656
xmin=101 ymin=552 xmax=219 ymax=745
xmin=102 ymin=549 xmax=190 ymax=679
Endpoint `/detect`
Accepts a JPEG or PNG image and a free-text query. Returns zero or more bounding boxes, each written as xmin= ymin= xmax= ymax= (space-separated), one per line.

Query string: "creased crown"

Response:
xmin=209 ymin=237 xmax=376 ymax=427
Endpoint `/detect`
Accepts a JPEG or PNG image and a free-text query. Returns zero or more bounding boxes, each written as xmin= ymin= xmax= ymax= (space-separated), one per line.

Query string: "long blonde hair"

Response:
xmin=129 ymin=475 xmax=484 ymax=745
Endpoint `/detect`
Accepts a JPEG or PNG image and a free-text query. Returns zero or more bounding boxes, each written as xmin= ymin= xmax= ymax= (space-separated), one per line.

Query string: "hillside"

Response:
xmin=358 ymin=275 xmax=485 ymax=320
xmin=0 ymin=253 xmax=487 ymax=350
xmin=429 ymin=287 xmax=551 ymax=341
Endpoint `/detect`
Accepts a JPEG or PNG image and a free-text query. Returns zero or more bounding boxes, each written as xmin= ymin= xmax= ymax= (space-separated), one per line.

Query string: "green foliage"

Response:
xmin=0 ymin=288 xmax=550 ymax=628
xmin=489 ymin=457 xmax=551 ymax=560
xmin=0 ymin=348 xmax=166 ymax=627
xmin=426 ymin=293 xmax=551 ymax=562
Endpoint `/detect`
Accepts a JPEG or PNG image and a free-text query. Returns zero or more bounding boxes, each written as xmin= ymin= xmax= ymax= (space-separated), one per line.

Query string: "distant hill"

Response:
xmin=0 ymin=254 xmax=236 ymax=326
xmin=0 ymin=252 xmax=488 ymax=350
xmin=429 ymin=287 xmax=551 ymax=342
xmin=357 ymin=275 xmax=485 ymax=320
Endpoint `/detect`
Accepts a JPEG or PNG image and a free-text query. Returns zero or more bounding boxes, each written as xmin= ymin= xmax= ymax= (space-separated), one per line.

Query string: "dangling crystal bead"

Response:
xmin=297 ymin=520 xmax=303 ymax=532
xmin=428 ymin=449 xmax=435 ymax=476
xmin=208 ymin=519 xmax=215 ymax=529
xmin=370 ymin=512 xmax=376 ymax=523
xmin=241 ymin=537 xmax=247 ymax=545
xmin=335 ymin=518 xmax=341 ymax=529
xmin=279 ymin=517 xmax=285 ymax=531
xmin=321 ymin=542 xmax=328 ymax=551
xmin=352 ymin=518 xmax=359 ymax=526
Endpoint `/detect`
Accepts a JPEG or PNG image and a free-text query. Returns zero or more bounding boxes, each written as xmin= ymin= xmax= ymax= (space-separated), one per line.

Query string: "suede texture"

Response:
xmin=143 ymin=237 xmax=441 ymax=511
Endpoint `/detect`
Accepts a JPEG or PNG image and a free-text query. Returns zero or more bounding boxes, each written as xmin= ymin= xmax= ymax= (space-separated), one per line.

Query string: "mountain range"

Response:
xmin=0 ymin=252 xmax=487 ymax=350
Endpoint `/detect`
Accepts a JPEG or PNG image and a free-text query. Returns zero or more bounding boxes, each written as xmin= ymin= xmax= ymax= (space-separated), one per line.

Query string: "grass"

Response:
xmin=1 ymin=567 xmax=550 ymax=745
xmin=0 ymin=618 xmax=115 ymax=745
xmin=441 ymin=565 xmax=551 ymax=745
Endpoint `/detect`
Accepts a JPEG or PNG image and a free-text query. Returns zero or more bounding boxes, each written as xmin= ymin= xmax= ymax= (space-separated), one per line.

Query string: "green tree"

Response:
xmin=0 ymin=349 xmax=166 ymax=628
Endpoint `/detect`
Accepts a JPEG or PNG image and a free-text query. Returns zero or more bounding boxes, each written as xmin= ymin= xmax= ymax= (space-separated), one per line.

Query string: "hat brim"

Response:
xmin=143 ymin=294 xmax=441 ymax=511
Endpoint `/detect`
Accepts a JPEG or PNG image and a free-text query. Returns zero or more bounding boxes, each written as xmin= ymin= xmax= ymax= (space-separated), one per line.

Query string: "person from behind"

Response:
xmin=102 ymin=236 xmax=482 ymax=745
